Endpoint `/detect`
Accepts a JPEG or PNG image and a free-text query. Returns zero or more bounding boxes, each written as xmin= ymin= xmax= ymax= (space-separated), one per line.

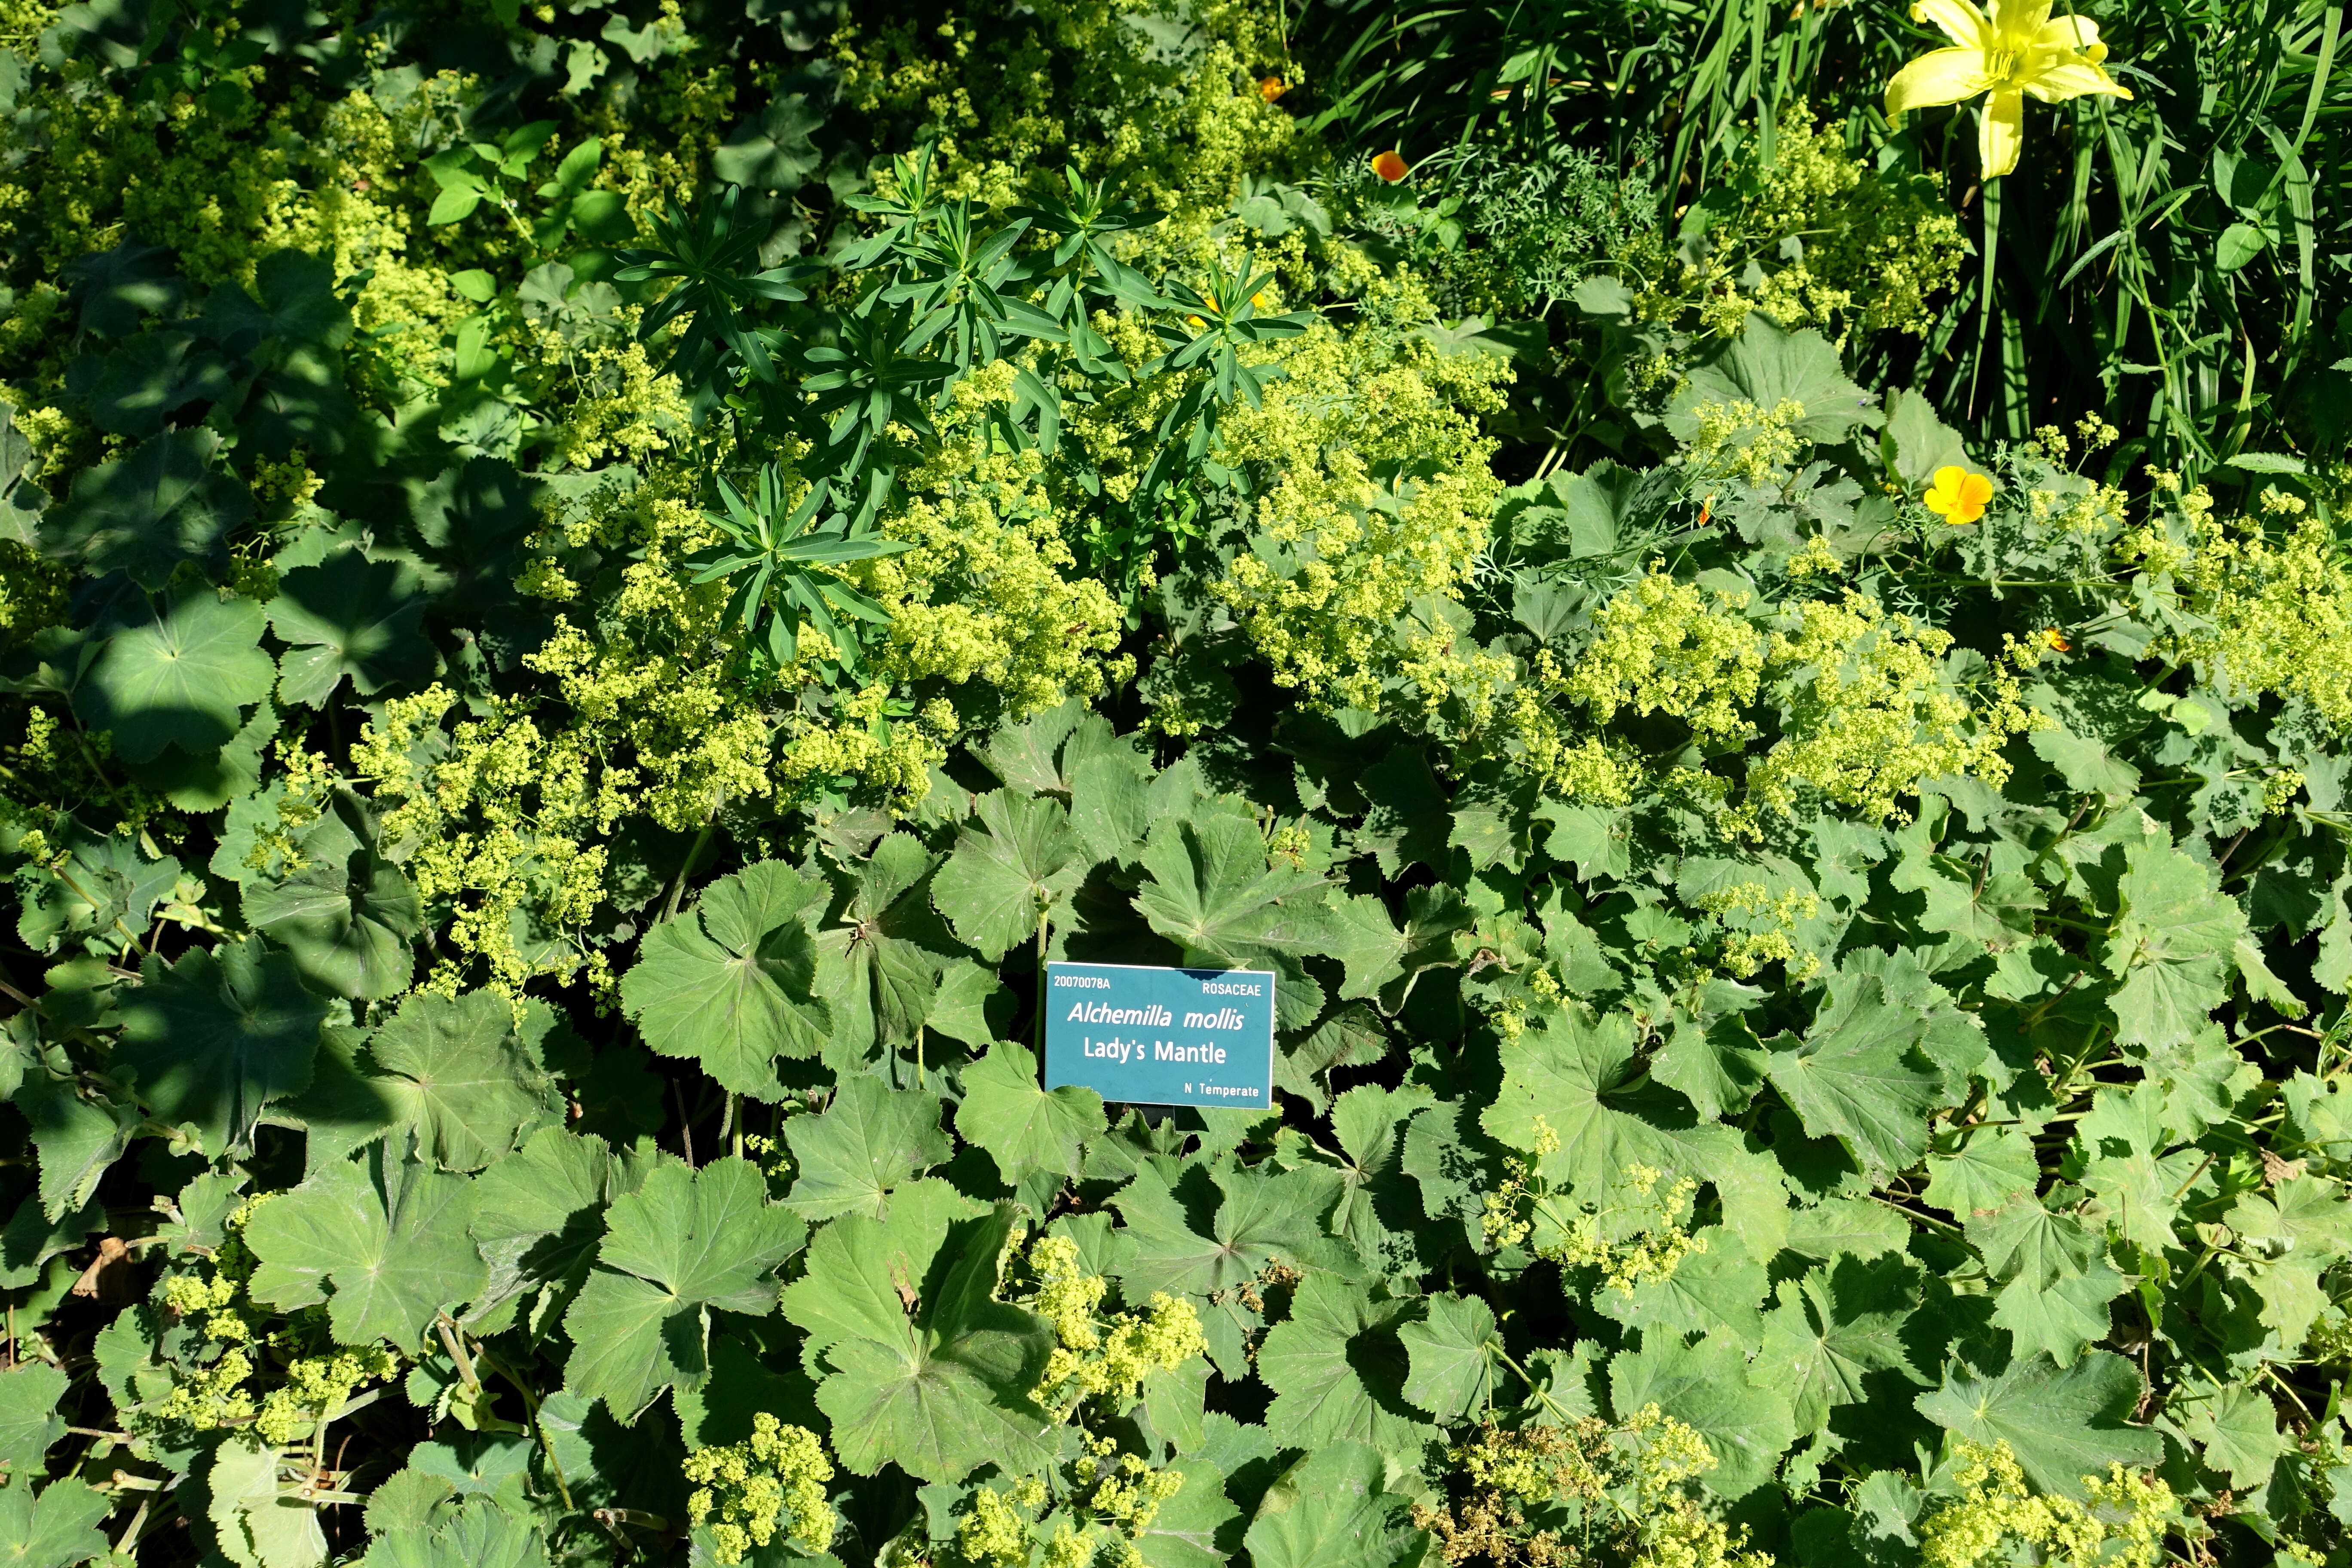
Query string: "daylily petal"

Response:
xmin=1910 ymin=0 xmax=1991 ymax=47
xmin=1980 ymin=89 xmax=2025 ymax=177
xmin=1888 ymin=48 xmax=1994 ymax=116
xmin=1986 ymin=0 xmax=2055 ymax=35
xmin=2024 ymin=59 xmax=2131 ymax=101
xmin=2032 ymin=12 xmax=2101 ymax=49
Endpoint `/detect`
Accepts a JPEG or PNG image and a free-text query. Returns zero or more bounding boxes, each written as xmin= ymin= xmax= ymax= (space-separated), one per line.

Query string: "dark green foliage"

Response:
xmin=0 ymin=2 xmax=2347 ymax=1568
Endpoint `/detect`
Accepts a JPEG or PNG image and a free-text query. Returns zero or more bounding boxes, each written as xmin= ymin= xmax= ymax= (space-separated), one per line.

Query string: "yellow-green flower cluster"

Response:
xmin=351 ymin=684 xmax=619 ymax=994
xmin=1614 ymin=1404 xmax=1721 ymax=1508
xmin=155 ymin=1194 xmax=272 ymax=1347
xmin=158 ymin=1267 xmax=249 ymax=1344
xmin=1529 ymin=573 xmax=2034 ymax=825
xmin=0 ymin=540 xmax=65 ymax=652
xmin=1421 ymin=1407 xmax=1767 ymax=1568
xmin=955 ymin=1485 xmax=1039 ymax=1568
xmin=150 ymin=1195 xmax=395 ymax=1440
xmin=1611 ymin=102 xmax=1962 ymax=349
xmin=1635 ymin=1510 xmax=1775 ymax=1568
xmin=1482 ymin=1136 xmax=1708 ymax=1294
xmin=2156 ymin=487 xmax=2352 ymax=735
xmin=682 ymin=1413 xmax=838 ymax=1567
xmin=527 ymin=328 xmax=693 ymax=473
xmin=1746 ymin=591 xmax=2034 ymax=823
xmin=237 ymin=737 xmax=340 ymax=879
xmin=0 ymin=700 xmax=170 ymax=844
xmin=1688 ymin=880 xmax=1822 ymax=980
xmin=952 ymin=1440 xmax=1185 ymax=1568
xmin=1675 ymin=399 xmax=1810 ymax=488
xmin=254 ymin=1347 xmax=399 ymax=1445
xmin=854 ymin=366 xmax=1128 ymax=725
xmin=1419 ymin=1427 xmax=1593 ymax=1568
xmin=830 ymin=0 xmax=1312 ymax=257
xmin=1918 ymin=1441 xmax=2178 ymax=1568
xmin=154 ymin=1347 xmax=258 ymax=1433
xmin=1559 ymin=572 xmax=1765 ymax=740
xmin=1010 ymin=1232 xmax=1110 ymax=1345
xmin=958 ymin=1482 xmax=1041 ymax=1568
xmin=1057 ymin=1296 xmax=1208 ymax=1412
xmin=1561 ymin=1197 xmax=1703 ymax=1295
xmin=1210 ymin=282 xmax=1513 ymax=719
xmin=0 ymin=0 xmax=787 ymax=406
xmin=0 ymin=58 xmax=478 ymax=396
xmin=1003 ymin=1233 xmax=1207 ymax=1414
xmin=355 ymin=382 xmax=1133 ymax=991
xmin=1077 ymin=1448 xmax=1184 ymax=1537
xmin=1745 ymin=107 xmax=1963 ymax=339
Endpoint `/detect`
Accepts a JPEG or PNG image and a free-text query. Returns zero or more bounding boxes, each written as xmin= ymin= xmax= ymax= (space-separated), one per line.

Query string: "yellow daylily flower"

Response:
xmin=1885 ymin=0 xmax=2130 ymax=178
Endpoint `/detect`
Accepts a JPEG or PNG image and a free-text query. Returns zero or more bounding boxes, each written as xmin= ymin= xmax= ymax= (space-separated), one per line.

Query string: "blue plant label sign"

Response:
xmin=1041 ymin=961 xmax=1276 ymax=1110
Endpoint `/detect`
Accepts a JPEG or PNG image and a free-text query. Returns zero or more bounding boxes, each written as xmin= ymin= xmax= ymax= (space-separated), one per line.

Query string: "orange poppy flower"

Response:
xmin=1258 ymin=76 xmax=1287 ymax=102
xmin=1923 ymin=465 xmax=1994 ymax=524
xmin=1371 ymin=150 xmax=1409 ymax=182
xmin=2042 ymin=628 xmax=2071 ymax=652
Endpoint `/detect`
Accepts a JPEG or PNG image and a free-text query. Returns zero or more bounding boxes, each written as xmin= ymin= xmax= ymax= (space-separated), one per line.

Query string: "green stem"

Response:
xmin=1967 ymin=175 xmax=2002 ymax=424
xmin=475 ymin=1345 xmax=577 ymax=1517
xmin=2046 ymin=1021 xmax=2115 ymax=1106
xmin=663 ymin=820 xmax=717 ymax=924
xmin=1871 ymin=1193 xmax=1965 ymax=1237
xmin=45 ymin=862 xmax=145 ymax=955
xmin=2168 ymin=1152 xmax=2216 ymax=1204
xmin=113 ymin=1497 xmax=153 ymax=1556
xmin=1487 ymin=1341 xmax=1576 ymax=1427
xmin=435 ymin=1317 xmax=481 ymax=1392
xmin=2176 ymin=1240 xmax=2232 ymax=1292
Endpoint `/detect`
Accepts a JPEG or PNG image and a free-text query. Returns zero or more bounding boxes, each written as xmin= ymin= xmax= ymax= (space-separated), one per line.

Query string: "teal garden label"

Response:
xmin=1041 ymin=961 xmax=1276 ymax=1110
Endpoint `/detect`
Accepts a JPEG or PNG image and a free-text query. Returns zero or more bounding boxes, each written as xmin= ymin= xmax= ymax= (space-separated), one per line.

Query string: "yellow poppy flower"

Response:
xmin=1923 ymin=465 xmax=1995 ymax=524
xmin=2042 ymin=627 xmax=2071 ymax=652
xmin=1372 ymin=150 xmax=1409 ymax=183
xmin=1258 ymin=76 xmax=1288 ymax=102
xmin=1885 ymin=0 xmax=2130 ymax=178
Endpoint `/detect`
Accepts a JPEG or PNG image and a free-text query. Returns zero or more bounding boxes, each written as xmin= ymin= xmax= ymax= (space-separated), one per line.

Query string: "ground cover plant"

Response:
xmin=0 ymin=0 xmax=2347 ymax=1565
